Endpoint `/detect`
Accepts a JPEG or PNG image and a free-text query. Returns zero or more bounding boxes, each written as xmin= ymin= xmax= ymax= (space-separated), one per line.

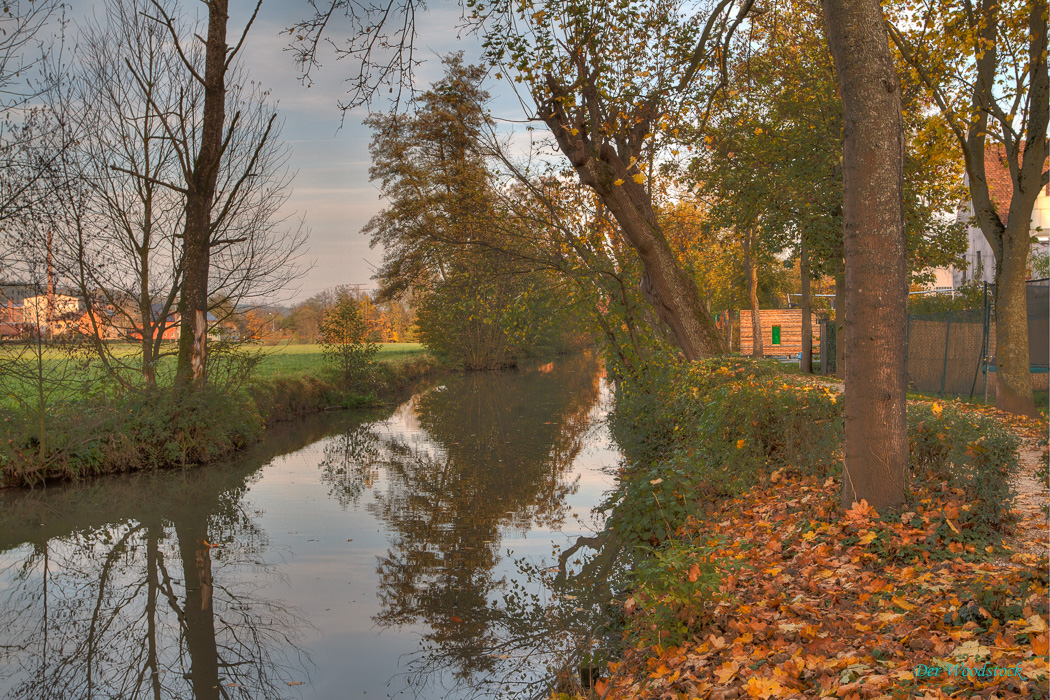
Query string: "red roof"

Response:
xmin=983 ymin=143 xmax=1016 ymax=217
xmin=980 ymin=141 xmax=1050 ymax=223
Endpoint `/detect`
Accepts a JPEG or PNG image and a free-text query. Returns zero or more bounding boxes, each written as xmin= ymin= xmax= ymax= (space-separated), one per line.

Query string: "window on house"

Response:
xmin=772 ymin=325 xmax=781 ymax=345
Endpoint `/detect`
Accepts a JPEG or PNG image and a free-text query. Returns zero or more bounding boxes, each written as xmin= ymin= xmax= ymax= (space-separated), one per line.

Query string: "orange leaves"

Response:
xmin=595 ymin=452 xmax=1049 ymax=700
xmin=844 ymin=498 xmax=876 ymax=522
xmin=713 ymin=660 xmax=739 ymax=684
xmin=891 ymin=596 xmax=917 ymax=611
xmin=1032 ymin=632 xmax=1049 ymax=657
xmin=744 ymin=677 xmax=783 ymax=698
xmin=687 ymin=563 xmax=701 ymax=582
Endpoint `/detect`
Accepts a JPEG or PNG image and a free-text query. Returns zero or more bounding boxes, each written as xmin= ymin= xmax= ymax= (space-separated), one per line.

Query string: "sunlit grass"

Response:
xmin=254 ymin=342 xmax=424 ymax=379
xmin=0 ymin=341 xmax=427 ymax=409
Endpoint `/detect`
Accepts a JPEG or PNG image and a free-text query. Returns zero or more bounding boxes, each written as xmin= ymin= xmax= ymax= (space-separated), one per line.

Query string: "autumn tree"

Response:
xmin=821 ymin=0 xmax=909 ymax=509
xmin=363 ymin=55 xmax=494 ymax=300
xmin=887 ymin=0 xmax=1049 ymax=417
xmin=478 ymin=0 xmax=752 ymax=360
xmin=319 ymin=293 xmax=377 ymax=385
xmin=291 ymin=0 xmax=742 ymax=360
xmin=692 ymin=1 xmax=965 ymax=375
xmin=363 ymin=56 xmax=586 ymax=367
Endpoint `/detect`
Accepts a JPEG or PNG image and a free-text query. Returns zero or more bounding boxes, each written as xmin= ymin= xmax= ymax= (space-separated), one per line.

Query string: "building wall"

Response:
xmin=739 ymin=309 xmax=821 ymax=357
xmin=952 ymin=177 xmax=1050 ymax=287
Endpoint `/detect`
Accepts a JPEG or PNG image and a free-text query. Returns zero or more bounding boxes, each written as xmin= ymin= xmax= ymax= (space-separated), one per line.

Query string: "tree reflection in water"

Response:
xmin=0 ymin=424 xmax=324 ymax=700
xmin=0 ymin=355 xmax=617 ymax=700
xmin=316 ymin=354 xmax=613 ymax=697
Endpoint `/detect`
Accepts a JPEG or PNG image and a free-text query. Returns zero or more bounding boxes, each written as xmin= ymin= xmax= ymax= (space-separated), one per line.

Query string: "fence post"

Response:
xmin=905 ymin=314 xmax=910 ymax=380
xmin=940 ymin=317 xmax=951 ymax=395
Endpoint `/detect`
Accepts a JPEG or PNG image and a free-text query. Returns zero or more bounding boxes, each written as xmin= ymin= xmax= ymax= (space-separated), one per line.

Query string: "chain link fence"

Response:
xmin=905 ymin=280 xmax=1048 ymax=398
xmin=818 ymin=280 xmax=1048 ymax=399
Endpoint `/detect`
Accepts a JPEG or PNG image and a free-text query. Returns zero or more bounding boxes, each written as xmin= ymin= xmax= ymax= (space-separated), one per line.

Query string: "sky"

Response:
xmin=223 ymin=1 xmax=521 ymax=304
xmin=55 ymin=0 xmax=527 ymax=305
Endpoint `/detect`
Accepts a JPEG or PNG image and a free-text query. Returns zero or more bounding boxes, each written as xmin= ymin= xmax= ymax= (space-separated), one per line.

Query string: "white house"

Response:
xmin=952 ymin=143 xmax=1050 ymax=287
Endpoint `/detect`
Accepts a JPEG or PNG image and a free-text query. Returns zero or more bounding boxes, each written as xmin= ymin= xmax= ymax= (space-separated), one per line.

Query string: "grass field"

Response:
xmin=254 ymin=342 xmax=425 ymax=379
xmin=0 ymin=342 xmax=427 ymax=410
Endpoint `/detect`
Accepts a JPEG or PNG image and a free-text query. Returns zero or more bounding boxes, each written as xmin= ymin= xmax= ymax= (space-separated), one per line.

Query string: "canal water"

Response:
xmin=0 ymin=354 xmax=620 ymax=699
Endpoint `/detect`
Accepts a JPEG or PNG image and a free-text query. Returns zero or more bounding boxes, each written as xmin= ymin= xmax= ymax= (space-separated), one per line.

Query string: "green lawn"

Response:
xmin=0 ymin=342 xmax=426 ymax=410
xmin=254 ymin=342 xmax=425 ymax=379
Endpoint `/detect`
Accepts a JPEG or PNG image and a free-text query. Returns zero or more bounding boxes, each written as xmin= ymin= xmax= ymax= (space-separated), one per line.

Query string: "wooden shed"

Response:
xmin=739 ymin=309 xmax=820 ymax=357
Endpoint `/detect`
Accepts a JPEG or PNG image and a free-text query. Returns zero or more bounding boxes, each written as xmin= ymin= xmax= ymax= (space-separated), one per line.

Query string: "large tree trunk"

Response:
xmin=993 ymin=216 xmax=1038 ymax=415
xmin=822 ymin=0 xmax=909 ymax=511
xmin=800 ymin=241 xmax=813 ymax=373
xmin=744 ymin=229 xmax=763 ymax=358
xmin=538 ymin=95 xmax=724 ymax=361
xmin=175 ymin=0 xmax=229 ymax=389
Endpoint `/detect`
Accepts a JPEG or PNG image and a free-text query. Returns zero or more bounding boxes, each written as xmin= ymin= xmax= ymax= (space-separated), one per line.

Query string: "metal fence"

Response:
xmin=818 ymin=280 xmax=1049 ymax=398
xmin=905 ymin=280 xmax=1049 ymax=398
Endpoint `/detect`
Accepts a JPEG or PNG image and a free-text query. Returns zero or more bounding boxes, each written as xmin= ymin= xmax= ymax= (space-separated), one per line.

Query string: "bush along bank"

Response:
xmin=572 ymin=357 xmax=1044 ymax=700
xmin=0 ymin=353 xmax=444 ymax=488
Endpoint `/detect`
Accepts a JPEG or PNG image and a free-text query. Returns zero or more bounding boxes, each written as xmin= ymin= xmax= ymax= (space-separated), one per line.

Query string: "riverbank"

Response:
xmin=566 ymin=358 xmax=1048 ymax=699
xmin=0 ymin=346 xmax=445 ymax=488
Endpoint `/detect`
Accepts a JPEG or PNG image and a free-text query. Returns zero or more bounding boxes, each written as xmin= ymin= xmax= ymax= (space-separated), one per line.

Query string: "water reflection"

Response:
xmin=372 ymin=357 xmax=600 ymax=683
xmin=0 ymin=354 xmax=615 ymax=699
xmin=0 ymin=421 xmax=336 ymax=700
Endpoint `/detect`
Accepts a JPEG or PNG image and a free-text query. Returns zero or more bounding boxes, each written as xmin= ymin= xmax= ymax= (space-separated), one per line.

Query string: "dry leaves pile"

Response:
xmin=593 ymin=408 xmax=1049 ymax=700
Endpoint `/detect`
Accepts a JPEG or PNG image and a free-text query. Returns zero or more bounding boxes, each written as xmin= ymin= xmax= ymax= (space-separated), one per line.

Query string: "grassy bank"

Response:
xmin=562 ymin=358 xmax=1046 ymax=699
xmin=0 ymin=344 xmax=441 ymax=488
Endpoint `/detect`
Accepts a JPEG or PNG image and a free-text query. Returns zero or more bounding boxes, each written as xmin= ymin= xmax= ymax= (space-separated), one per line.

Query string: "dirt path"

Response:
xmin=1004 ymin=424 xmax=1049 ymax=560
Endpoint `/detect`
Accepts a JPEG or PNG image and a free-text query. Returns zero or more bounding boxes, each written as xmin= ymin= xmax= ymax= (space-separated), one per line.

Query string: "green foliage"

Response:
xmin=0 ymin=348 xmax=442 ymax=487
xmin=416 ymin=264 xmax=578 ymax=369
xmin=0 ymin=387 xmax=264 ymax=486
xmin=319 ymin=295 xmax=378 ymax=387
xmin=607 ymin=358 xmax=842 ymax=546
xmin=907 ymin=402 xmax=1020 ymax=538
xmin=608 ymin=358 xmax=1022 ymax=552
xmin=626 ymin=538 xmax=721 ymax=648
xmin=907 ymin=280 xmax=985 ymax=314
xmin=1031 ymin=249 xmax=1050 ymax=279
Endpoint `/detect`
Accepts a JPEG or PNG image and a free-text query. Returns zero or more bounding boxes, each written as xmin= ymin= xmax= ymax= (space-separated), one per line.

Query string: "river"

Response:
xmin=0 ymin=354 xmax=620 ymax=700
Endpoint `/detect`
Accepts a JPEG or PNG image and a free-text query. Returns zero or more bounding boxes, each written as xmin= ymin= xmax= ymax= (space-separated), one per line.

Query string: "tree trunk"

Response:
xmin=822 ymin=0 xmax=909 ymax=511
xmin=744 ymin=229 xmax=763 ymax=358
xmin=175 ymin=0 xmax=229 ymax=389
xmin=139 ymin=285 xmax=155 ymax=389
xmin=994 ymin=217 xmax=1037 ymax=415
xmin=800 ymin=241 xmax=813 ymax=373
xmin=834 ymin=266 xmax=845 ymax=378
xmin=537 ymin=99 xmax=724 ymax=361
xmin=974 ymin=0 xmax=1045 ymax=416
xmin=176 ymin=521 xmax=220 ymax=700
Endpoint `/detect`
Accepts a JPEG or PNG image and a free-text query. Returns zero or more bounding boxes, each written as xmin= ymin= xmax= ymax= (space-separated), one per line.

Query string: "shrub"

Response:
xmin=907 ymin=402 xmax=1020 ymax=536
xmin=606 ymin=357 xmax=842 ymax=545
xmin=0 ymin=387 xmax=264 ymax=486
xmin=319 ymin=296 xmax=378 ymax=387
xmin=625 ymin=538 xmax=721 ymax=648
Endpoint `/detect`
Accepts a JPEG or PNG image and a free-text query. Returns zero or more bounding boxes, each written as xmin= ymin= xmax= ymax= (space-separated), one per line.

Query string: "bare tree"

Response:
xmin=143 ymin=0 xmax=287 ymax=390
xmin=45 ymin=0 xmax=186 ymax=388
xmin=42 ymin=0 xmax=306 ymax=390
xmin=0 ymin=0 xmax=63 ymax=228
